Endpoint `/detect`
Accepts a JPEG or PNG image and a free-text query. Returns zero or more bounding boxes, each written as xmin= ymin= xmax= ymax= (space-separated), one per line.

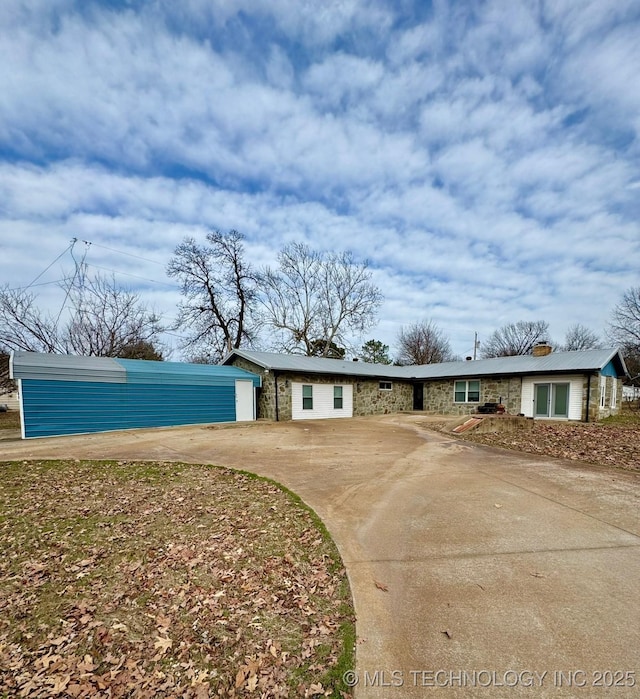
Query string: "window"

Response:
xmin=454 ymin=380 xmax=480 ymax=403
xmin=611 ymin=381 xmax=617 ymax=409
xmin=302 ymin=384 xmax=313 ymax=410
xmin=600 ymin=377 xmax=607 ymax=408
xmin=379 ymin=381 xmax=392 ymax=391
xmin=334 ymin=385 xmax=343 ymax=409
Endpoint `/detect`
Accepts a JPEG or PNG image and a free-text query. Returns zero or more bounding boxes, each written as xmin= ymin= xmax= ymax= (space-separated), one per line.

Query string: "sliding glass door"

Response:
xmin=534 ymin=382 xmax=569 ymax=418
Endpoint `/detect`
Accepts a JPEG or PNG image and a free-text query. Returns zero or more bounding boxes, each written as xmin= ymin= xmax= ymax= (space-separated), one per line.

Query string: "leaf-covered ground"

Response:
xmin=0 ymin=461 xmax=354 ymax=698
xmin=0 ymin=409 xmax=20 ymax=431
xmin=449 ymin=410 xmax=640 ymax=472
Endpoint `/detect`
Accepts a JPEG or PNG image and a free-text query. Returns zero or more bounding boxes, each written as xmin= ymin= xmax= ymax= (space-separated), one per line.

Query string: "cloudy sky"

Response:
xmin=1 ymin=0 xmax=639 ymax=360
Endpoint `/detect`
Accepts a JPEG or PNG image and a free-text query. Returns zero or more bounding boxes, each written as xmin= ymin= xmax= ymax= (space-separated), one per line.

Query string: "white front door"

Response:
xmin=235 ymin=380 xmax=254 ymax=421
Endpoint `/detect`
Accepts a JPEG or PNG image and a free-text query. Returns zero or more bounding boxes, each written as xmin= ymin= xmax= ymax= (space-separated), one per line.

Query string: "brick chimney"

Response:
xmin=532 ymin=342 xmax=553 ymax=357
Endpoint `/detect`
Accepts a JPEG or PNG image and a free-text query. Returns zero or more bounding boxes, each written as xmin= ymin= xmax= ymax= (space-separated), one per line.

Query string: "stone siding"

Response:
xmin=584 ymin=375 xmax=599 ymax=423
xmin=597 ymin=375 xmax=622 ymax=420
xmin=352 ymin=378 xmax=413 ymax=416
xmin=227 ymin=357 xmax=413 ymax=420
xmin=423 ymin=377 xmax=522 ymax=416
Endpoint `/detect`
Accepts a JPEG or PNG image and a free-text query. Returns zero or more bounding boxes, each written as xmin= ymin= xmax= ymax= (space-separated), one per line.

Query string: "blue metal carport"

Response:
xmin=10 ymin=352 xmax=261 ymax=439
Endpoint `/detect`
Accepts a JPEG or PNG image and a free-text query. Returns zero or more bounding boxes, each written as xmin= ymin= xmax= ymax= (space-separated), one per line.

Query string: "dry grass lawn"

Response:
xmin=0 ymin=460 xmax=354 ymax=698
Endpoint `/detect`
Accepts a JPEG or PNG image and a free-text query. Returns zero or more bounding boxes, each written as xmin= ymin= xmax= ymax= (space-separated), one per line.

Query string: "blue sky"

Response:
xmin=1 ymin=0 xmax=639 ymax=359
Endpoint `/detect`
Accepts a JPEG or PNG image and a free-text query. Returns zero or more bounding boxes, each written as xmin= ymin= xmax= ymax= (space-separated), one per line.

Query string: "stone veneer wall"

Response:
xmin=595 ymin=375 xmax=622 ymax=420
xmin=423 ymin=377 xmax=522 ymax=416
xmin=227 ymin=357 xmax=413 ymax=420
xmin=584 ymin=374 xmax=598 ymax=422
xmin=352 ymin=378 xmax=413 ymax=416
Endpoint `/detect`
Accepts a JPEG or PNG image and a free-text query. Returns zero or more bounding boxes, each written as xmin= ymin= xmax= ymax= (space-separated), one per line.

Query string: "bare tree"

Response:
xmin=481 ymin=320 xmax=549 ymax=358
xmin=396 ymin=319 xmax=454 ymax=365
xmin=0 ymin=352 xmax=16 ymax=393
xmin=0 ymin=286 xmax=64 ymax=353
xmin=0 ymin=273 xmax=163 ymax=358
xmin=608 ymin=287 xmax=640 ymax=352
xmin=608 ymin=286 xmax=640 ymax=381
xmin=561 ymin=324 xmax=602 ymax=351
xmin=167 ymin=230 xmax=258 ymax=362
xmin=65 ymin=274 xmax=163 ymax=357
xmin=259 ymin=243 xmax=382 ymax=357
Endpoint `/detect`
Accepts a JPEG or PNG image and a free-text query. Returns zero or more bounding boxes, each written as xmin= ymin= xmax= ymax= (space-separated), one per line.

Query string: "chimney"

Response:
xmin=532 ymin=342 xmax=553 ymax=357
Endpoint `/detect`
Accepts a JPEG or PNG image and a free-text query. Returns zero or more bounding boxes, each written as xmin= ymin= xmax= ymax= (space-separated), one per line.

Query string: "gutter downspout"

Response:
xmin=585 ymin=373 xmax=591 ymax=423
xmin=274 ymin=370 xmax=280 ymax=422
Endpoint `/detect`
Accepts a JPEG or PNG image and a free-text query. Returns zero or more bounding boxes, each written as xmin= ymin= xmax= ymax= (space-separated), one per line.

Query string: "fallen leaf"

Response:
xmin=374 ymin=581 xmax=389 ymax=592
xmin=154 ymin=635 xmax=173 ymax=654
xmin=247 ymin=673 xmax=258 ymax=691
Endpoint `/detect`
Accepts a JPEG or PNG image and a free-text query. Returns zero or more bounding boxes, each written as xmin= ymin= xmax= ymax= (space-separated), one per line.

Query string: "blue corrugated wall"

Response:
xmin=21 ymin=379 xmax=238 ymax=438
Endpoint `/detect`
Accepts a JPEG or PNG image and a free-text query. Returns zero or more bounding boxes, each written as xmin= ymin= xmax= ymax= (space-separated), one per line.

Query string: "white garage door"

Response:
xmin=291 ymin=383 xmax=353 ymax=420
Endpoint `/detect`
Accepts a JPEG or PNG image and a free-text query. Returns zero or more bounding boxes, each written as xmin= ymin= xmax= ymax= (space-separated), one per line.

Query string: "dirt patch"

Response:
xmin=0 ymin=460 xmax=354 ymax=698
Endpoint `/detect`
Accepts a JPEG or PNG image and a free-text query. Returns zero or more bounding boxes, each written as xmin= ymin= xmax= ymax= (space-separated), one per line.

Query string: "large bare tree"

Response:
xmin=561 ymin=323 xmax=602 ymax=352
xmin=167 ymin=230 xmax=258 ymax=362
xmin=0 ymin=273 xmax=162 ymax=358
xmin=259 ymin=243 xmax=382 ymax=357
xmin=608 ymin=286 xmax=640 ymax=380
xmin=396 ymin=319 xmax=454 ymax=365
xmin=481 ymin=320 xmax=549 ymax=358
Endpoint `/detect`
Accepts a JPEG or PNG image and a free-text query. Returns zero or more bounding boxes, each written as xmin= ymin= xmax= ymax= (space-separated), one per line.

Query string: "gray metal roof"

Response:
xmin=11 ymin=351 xmax=125 ymax=383
xmin=406 ymin=348 xmax=627 ymax=379
xmin=223 ymin=350 xmax=409 ymax=378
xmin=11 ymin=351 xmax=261 ymax=387
xmin=224 ymin=348 xmax=628 ymax=380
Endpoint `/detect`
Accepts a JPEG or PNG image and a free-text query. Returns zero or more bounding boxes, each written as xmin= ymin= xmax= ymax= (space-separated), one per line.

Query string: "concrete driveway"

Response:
xmin=2 ymin=415 xmax=640 ymax=697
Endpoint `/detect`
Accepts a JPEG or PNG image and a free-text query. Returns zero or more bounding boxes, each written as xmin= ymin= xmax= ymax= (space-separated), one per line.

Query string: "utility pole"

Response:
xmin=473 ymin=332 xmax=480 ymax=361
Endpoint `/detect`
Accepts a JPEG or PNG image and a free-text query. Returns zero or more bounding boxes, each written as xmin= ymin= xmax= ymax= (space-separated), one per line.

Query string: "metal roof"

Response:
xmin=11 ymin=351 xmax=261 ymax=387
xmin=115 ymin=358 xmax=261 ymax=386
xmin=404 ymin=348 xmax=627 ymax=379
xmin=223 ymin=350 xmax=410 ymax=379
xmin=223 ymin=348 xmax=627 ymax=380
xmin=11 ymin=351 xmax=125 ymax=383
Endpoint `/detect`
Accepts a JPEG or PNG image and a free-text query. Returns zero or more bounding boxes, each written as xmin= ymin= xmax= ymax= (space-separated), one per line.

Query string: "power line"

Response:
xmin=23 ymin=240 xmax=76 ymax=290
xmin=80 ymin=239 xmax=166 ymax=266
xmin=54 ymin=239 xmax=88 ymax=326
xmin=7 ymin=278 xmax=71 ymax=292
xmin=83 ymin=261 xmax=180 ymax=289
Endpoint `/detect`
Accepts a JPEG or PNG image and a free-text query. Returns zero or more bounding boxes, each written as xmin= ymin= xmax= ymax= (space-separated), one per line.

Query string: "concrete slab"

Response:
xmin=1 ymin=415 xmax=639 ymax=697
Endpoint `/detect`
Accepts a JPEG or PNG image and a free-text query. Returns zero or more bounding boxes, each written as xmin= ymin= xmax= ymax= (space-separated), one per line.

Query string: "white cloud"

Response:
xmin=0 ymin=1 xmax=639 ymax=360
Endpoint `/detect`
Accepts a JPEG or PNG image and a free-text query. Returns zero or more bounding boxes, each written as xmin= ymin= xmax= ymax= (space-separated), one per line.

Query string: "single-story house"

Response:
xmin=10 ymin=351 xmax=261 ymax=439
xmin=223 ymin=344 xmax=627 ymax=423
